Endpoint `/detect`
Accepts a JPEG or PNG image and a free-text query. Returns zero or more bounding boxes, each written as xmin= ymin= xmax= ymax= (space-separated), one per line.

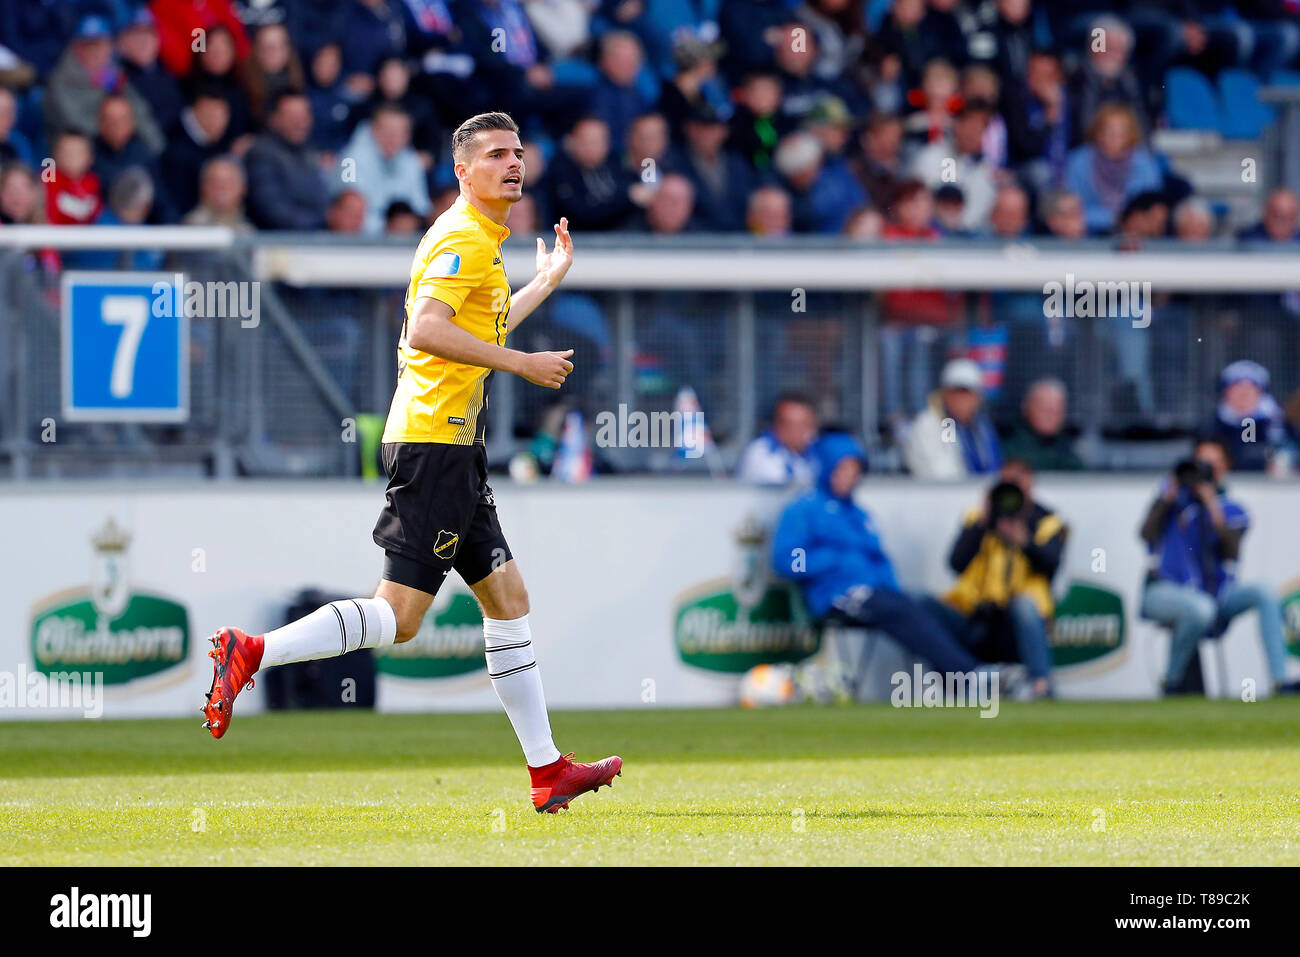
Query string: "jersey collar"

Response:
xmin=456 ymin=195 xmax=511 ymax=245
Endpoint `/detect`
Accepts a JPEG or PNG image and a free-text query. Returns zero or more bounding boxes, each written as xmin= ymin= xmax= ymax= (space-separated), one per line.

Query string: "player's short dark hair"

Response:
xmin=452 ymin=112 xmax=520 ymax=163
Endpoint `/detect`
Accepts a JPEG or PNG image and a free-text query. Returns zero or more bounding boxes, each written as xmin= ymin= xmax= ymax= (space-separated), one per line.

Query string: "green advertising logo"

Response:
xmin=374 ymin=593 xmax=485 ymax=679
xmin=673 ymin=513 xmax=821 ymax=673
xmin=1280 ymin=578 xmax=1300 ymax=658
xmin=674 ymin=581 xmax=821 ymax=673
xmin=30 ymin=519 xmax=190 ymax=684
xmin=1049 ymin=582 xmax=1125 ymax=668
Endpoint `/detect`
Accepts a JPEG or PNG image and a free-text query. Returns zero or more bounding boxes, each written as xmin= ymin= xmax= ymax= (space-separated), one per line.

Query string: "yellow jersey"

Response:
xmin=382 ymin=195 xmax=512 ymax=445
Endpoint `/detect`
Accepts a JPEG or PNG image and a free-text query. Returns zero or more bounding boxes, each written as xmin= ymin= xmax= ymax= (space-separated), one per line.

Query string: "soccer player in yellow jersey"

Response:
xmin=202 ymin=113 xmax=622 ymax=814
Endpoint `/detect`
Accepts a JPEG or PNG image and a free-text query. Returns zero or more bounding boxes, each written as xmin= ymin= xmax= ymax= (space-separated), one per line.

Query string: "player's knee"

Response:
xmin=482 ymin=586 xmax=529 ymax=620
xmin=394 ymin=612 xmax=423 ymax=643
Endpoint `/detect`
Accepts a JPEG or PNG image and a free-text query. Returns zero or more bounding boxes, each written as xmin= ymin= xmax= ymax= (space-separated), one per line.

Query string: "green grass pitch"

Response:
xmin=3 ymin=699 xmax=1299 ymax=866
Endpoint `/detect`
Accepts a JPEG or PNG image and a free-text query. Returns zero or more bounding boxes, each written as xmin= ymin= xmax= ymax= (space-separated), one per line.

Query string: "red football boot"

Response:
xmin=202 ymin=628 xmax=264 ymax=739
xmin=530 ymin=752 xmax=623 ymax=813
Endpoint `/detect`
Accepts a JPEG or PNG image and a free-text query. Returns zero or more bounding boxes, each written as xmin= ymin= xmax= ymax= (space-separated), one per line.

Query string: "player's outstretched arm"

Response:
xmin=407 ymin=296 xmax=574 ymax=388
xmin=506 ymin=217 xmax=573 ymax=333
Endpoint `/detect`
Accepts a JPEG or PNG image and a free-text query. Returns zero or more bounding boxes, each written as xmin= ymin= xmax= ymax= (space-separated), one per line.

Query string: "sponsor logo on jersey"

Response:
xmin=430 ymin=251 xmax=461 ymax=276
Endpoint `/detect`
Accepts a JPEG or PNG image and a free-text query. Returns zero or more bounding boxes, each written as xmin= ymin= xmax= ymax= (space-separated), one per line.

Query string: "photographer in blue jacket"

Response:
xmin=1140 ymin=437 xmax=1294 ymax=695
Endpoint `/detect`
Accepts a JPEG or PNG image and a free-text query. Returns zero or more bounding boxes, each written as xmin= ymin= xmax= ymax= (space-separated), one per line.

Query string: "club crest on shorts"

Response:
xmin=433 ymin=530 xmax=459 ymax=559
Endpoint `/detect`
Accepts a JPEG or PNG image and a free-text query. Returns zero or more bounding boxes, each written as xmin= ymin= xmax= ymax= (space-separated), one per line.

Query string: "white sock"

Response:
xmin=260 ymin=597 xmax=397 ymax=669
xmin=483 ymin=615 xmax=561 ymax=767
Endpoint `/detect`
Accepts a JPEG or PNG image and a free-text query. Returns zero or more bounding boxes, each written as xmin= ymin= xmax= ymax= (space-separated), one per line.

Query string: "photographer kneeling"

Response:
xmin=921 ymin=459 xmax=1066 ymax=699
xmin=1140 ymin=438 xmax=1294 ymax=695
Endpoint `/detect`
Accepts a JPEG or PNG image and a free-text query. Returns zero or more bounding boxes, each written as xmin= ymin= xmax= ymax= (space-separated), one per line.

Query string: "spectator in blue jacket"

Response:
xmin=771 ymin=431 xmax=989 ymax=677
xmin=1197 ymin=360 xmax=1288 ymax=473
xmin=1139 ymin=437 xmax=1294 ymax=695
xmin=668 ymin=99 xmax=752 ymax=232
xmin=1064 ymin=102 xmax=1161 ymax=235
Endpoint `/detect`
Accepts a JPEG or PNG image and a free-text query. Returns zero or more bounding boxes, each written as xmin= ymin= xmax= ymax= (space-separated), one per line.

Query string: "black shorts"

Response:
xmin=372 ymin=442 xmax=512 ymax=595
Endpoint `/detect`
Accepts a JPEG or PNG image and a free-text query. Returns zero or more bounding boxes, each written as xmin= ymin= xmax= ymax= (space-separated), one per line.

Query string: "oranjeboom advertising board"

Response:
xmin=2 ymin=477 xmax=1298 ymax=720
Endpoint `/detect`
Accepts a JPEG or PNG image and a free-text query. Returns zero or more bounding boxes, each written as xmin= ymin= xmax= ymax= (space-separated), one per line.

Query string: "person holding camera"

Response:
xmin=1140 ymin=438 xmax=1293 ymax=695
xmin=920 ymin=459 xmax=1066 ymax=698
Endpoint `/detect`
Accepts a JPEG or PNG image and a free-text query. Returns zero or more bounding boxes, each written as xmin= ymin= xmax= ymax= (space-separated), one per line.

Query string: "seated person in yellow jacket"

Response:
xmin=919 ymin=459 xmax=1067 ymax=698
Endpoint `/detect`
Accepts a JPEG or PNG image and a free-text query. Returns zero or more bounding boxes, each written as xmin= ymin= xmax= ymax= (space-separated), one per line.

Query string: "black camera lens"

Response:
xmin=1174 ymin=458 xmax=1214 ymax=488
xmin=989 ymin=481 xmax=1026 ymax=518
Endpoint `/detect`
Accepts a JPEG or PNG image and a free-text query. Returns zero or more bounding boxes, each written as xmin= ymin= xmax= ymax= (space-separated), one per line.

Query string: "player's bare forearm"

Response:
xmin=407 ymin=296 xmax=574 ymax=389
xmin=506 ymin=273 xmax=558 ymax=333
xmin=508 ymin=217 xmax=573 ymax=334
xmin=407 ymin=297 xmax=526 ymax=375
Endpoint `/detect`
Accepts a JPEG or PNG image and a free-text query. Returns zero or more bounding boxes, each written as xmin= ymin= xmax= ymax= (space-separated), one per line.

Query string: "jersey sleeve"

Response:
xmin=413 ymin=230 xmax=488 ymax=315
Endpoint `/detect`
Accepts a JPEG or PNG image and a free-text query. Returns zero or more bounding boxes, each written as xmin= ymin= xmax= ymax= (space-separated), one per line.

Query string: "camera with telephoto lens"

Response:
xmin=989 ymin=480 xmax=1027 ymax=519
xmin=1174 ymin=457 xmax=1215 ymax=489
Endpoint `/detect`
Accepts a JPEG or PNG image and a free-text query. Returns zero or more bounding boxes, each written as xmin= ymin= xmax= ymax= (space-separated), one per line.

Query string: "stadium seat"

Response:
xmin=550 ymin=58 xmax=600 ymax=88
xmin=1268 ymin=69 xmax=1300 ymax=87
xmin=1165 ymin=67 xmax=1224 ymax=133
xmin=1217 ymin=68 xmax=1276 ymax=139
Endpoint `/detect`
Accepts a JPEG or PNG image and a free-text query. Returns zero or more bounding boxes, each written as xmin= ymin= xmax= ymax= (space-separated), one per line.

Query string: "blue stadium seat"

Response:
xmin=550 ymin=58 xmax=600 ymax=88
xmin=1218 ymin=68 xmax=1275 ymax=139
xmin=1268 ymin=69 xmax=1300 ymax=87
xmin=1165 ymin=67 xmax=1223 ymax=132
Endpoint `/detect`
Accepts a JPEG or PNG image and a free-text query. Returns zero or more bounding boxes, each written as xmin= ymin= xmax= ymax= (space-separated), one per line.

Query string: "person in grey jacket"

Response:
xmin=245 ymin=91 xmax=330 ymax=231
xmin=44 ymin=16 xmax=163 ymax=156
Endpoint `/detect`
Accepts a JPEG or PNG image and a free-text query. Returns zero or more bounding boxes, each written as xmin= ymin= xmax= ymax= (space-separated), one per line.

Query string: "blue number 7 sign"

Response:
xmin=61 ymin=272 xmax=190 ymax=423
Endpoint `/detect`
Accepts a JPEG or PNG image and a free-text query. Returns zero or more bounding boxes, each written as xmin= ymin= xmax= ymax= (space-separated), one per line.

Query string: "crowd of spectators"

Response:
xmin=2 ymin=1 xmax=1300 ymax=242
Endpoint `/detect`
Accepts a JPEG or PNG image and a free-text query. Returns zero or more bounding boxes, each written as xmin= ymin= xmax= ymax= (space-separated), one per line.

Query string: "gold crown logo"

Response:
xmin=92 ymin=517 xmax=132 ymax=553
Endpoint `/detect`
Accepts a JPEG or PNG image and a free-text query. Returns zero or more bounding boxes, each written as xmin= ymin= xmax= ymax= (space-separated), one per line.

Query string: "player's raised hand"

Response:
xmin=536 ymin=217 xmax=573 ymax=289
xmin=518 ymin=349 xmax=574 ymax=389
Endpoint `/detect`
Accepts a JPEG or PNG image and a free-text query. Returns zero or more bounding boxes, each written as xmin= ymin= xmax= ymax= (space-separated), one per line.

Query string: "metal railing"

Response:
xmin=3 ymin=230 xmax=1299 ymax=478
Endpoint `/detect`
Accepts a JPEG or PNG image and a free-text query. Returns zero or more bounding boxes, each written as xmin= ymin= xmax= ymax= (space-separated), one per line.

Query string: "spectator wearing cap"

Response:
xmin=150 ymin=0 xmax=250 ymax=78
xmin=589 ymin=31 xmax=655 ymax=154
xmin=244 ymin=90 xmax=329 ymax=230
xmin=728 ymin=70 xmax=787 ymax=172
xmin=1238 ymin=187 xmax=1300 ymax=243
xmin=117 ymin=7 xmax=182 ymax=137
xmin=182 ymin=154 xmax=251 ymax=230
xmin=668 ymin=99 xmax=753 ymax=232
xmin=547 ymin=115 xmax=636 ymax=231
xmin=1065 ymin=102 xmax=1161 ymax=235
xmin=1002 ymin=378 xmax=1084 ymax=471
xmin=45 ymin=15 xmax=165 ymax=154
xmin=773 ymin=129 xmax=865 ymax=234
xmin=338 ymin=101 xmax=430 ymax=235
xmin=904 ymin=358 xmax=1003 ymax=480
xmin=1198 ymin=361 xmax=1288 ymax=473
xmin=909 ymin=98 xmax=998 ymax=232
xmin=736 ymin=392 xmax=819 ymax=485
xmin=849 ymin=112 xmax=904 ymax=212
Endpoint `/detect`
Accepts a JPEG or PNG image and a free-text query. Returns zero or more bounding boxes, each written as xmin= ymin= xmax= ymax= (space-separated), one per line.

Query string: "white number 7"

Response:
xmin=101 ymin=295 xmax=150 ymax=399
